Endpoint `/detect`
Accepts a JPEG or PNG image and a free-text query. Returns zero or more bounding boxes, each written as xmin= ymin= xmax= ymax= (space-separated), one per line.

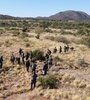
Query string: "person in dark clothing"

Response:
xmin=42 ymin=61 xmax=48 ymax=75
xmin=30 ymin=50 xmax=33 ymax=60
xmin=26 ymin=52 xmax=29 ymax=60
xmin=59 ymin=46 xmax=62 ymax=53
xmin=70 ymin=47 xmax=74 ymax=51
xmin=0 ymin=56 xmax=3 ymax=68
xmin=31 ymin=62 xmax=37 ymax=72
xmin=45 ymin=53 xmax=49 ymax=61
xmin=19 ymin=48 xmax=23 ymax=56
xmin=66 ymin=45 xmax=69 ymax=52
xmin=47 ymin=49 xmax=51 ymax=55
xmin=16 ymin=55 xmax=20 ymax=65
xmin=10 ymin=53 xmax=15 ymax=65
xmin=64 ymin=46 xmax=67 ymax=53
xmin=21 ymin=51 xmax=25 ymax=64
xmin=48 ymin=55 xmax=53 ymax=68
xmin=53 ymin=47 xmax=57 ymax=53
xmin=26 ymin=59 xmax=30 ymax=72
xmin=30 ymin=71 xmax=37 ymax=90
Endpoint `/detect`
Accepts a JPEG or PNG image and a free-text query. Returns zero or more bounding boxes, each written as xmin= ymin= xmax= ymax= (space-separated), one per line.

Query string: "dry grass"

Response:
xmin=0 ymin=29 xmax=90 ymax=100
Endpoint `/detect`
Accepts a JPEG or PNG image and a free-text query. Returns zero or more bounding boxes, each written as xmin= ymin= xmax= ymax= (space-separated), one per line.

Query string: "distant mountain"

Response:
xmin=0 ymin=14 xmax=15 ymax=19
xmin=49 ymin=10 xmax=90 ymax=20
xmin=0 ymin=10 xmax=90 ymax=20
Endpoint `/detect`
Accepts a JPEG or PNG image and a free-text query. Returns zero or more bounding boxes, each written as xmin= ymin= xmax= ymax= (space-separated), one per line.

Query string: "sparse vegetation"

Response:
xmin=81 ymin=37 xmax=90 ymax=48
xmin=32 ymin=50 xmax=44 ymax=60
xmin=0 ymin=18 xmax=90 ymax=100
xmin=38 ymin=75 xmax=58 ymax=89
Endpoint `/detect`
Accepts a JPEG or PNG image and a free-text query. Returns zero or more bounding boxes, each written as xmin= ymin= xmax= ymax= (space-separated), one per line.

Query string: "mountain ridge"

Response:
xmin=0 ymin=10 xmax=90 ymax=20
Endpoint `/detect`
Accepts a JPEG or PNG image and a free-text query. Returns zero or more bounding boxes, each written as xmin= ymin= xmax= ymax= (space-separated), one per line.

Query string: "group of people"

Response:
xmin=53 ymin=45 xmax=74 ymax=54
xmin=0 ymin=45 xmax=74 ymax=90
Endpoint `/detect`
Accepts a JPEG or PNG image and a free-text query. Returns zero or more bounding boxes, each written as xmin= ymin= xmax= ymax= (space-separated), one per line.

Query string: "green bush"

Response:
xmin=32 ymin=50 xmax=44 ymax=60
xmin=38 ymin=75 xmax=58 ymax=89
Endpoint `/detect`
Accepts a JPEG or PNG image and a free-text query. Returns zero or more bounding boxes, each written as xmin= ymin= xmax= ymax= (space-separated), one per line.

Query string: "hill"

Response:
xmin=49 ymin=10 xmax=90 ymax=20
xmin=0 ymin=14 xmax=15 ymax=19
xmin=0 ymin=10 xmax=90 ymax=21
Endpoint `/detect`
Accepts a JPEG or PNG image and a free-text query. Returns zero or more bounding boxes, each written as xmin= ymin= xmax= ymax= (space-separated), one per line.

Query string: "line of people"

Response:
xmin=0 ymin=45 xmax=74 ymax=90
xmin=53 ymin=45 xmax=74 ymax=54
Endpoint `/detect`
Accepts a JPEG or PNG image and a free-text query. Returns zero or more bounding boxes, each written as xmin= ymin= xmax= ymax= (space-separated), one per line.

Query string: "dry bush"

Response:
xmin=75 ymin=58 xmax=88 ymax=68
xmin=4 ymin=40 xmax=12 ymax=47
xmin=54 ymin=36 xmax=70 ymax=44
xmin=44 ymin=35 xmax=70 ymax=44
xmin=25 ymin=43 xmax=30 ymax=47
xmin=44 ymin=35 xmax=55 ymax=41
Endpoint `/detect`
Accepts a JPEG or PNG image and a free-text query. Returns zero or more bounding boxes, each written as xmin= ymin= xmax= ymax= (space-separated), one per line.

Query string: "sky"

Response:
xmin=0 ymin=0 xmax=90 ymax=17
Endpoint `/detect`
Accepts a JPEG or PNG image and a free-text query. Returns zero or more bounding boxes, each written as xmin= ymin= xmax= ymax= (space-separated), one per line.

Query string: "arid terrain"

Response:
xmin=0 ymin=19 xmax=90 ymax=100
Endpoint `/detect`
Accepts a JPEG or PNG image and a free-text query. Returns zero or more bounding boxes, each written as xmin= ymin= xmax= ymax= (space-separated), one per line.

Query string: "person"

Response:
xmin=53 ymin=47 xmax=57 ymax=53
xmin=10 ymin=53 xmax=15 ymax=65
xmin=31 ymin=62 xmax=37 ymax=72
xmin=47 ymin=49 xmax=51 ymax=55
xmin=30 ymin=71 xmax=37 ymax=90
xmin=26 ymin=59 xmax=30 ymax=72
xmin=64 ymin=46 xmax=67 ymax=53
xmin=70 ymin=47 xmax=74 ymax=51
xmin=42 ymin=61 xmax=48 ymax=75
xmin=0 ymin=55 xmax=3 ymax=68
xmin=21 ymin=51 xmax=25 ymax=64
xmin=66 ymin=45 xmax=69 ymax=52
xmin=59 ymin=46 xmax=62 ymax=53
xmin=16 ymin=55 xmax=20 ymax=65
xmin=26 ymin=52 xmax=29 ymax=60
xmin=19 ymin=48 xmax=23 ymax=56
xmin=48 ymin=55 xmax=53 ymax=68
xmin=30 ymin=50 xmax=33 ymax=60
xmin=45 ymin=53 xmax=49 ymax=61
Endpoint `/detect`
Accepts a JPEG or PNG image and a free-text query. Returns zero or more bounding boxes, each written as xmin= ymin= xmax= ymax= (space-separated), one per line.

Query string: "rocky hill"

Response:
xmin=49 ymin=10 xmax=90 ymax=20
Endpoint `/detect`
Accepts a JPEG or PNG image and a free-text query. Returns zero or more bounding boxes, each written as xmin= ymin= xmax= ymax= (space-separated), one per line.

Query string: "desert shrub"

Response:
xmin=25 ymin=43 xmax=30 ymax=47
xmin=20 ymin=32 xmax=28 ymax=38
xmin=44 ymin=28 xmax=53 ymax=33
xmin=81 ymin=37 xmax=90 ymax=48
xmin=5 ymin=40 xmax=12 ymax=47
xmin=35 ymin=33 xmax=40 ymax=39
xmin=54 ymin=56 xmax=60 ymax=61
xmin=76 ymin=58 xmax=88 ymax=67
xmin=13 ymin=31 xmax=20 ymax=36
xmin=44 ymin=36 xmax=55 ymax=41
xmin=55 ymin=36 xmax=70 ymax=44
xmin=32 ymin=50 xmax=44 ymax=60
xmin=45 ymin=35 xmax=70 ymax=44
xmin=22 ymin=27 xmax=28 ymax=32
xmin=38 ymin=75 xmax=58 ymax=89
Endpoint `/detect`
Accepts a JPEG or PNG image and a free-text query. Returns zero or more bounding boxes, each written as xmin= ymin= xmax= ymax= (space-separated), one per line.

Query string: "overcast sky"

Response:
xmin=0 ymin=0 xmax=90 ymax=17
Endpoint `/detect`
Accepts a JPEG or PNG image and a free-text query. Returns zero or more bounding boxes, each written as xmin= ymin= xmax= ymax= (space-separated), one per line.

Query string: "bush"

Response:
xmin=44 ymin=28 xmax=52 ymax=33
xmin=76 ymin=58 xmax=88 ymax=67
xmin=22 ymin=27 xmax=28 ymax=32
xmin=25 ymin=43 xmax=30 ymax=47
xmin=20 ymin=32 xmax=28 ymax=38
xmin=32 ymin=50 xmax=44 ymax=60
xmin=81 ymin=37 xmax=90 ymax=48
xmin=38 ymin=75 xmax=58 ymax=89
xmin=55 ymin=36 xmax=70 ymax=44
xmin=44 ymin=36 xmax=54 ymax=41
